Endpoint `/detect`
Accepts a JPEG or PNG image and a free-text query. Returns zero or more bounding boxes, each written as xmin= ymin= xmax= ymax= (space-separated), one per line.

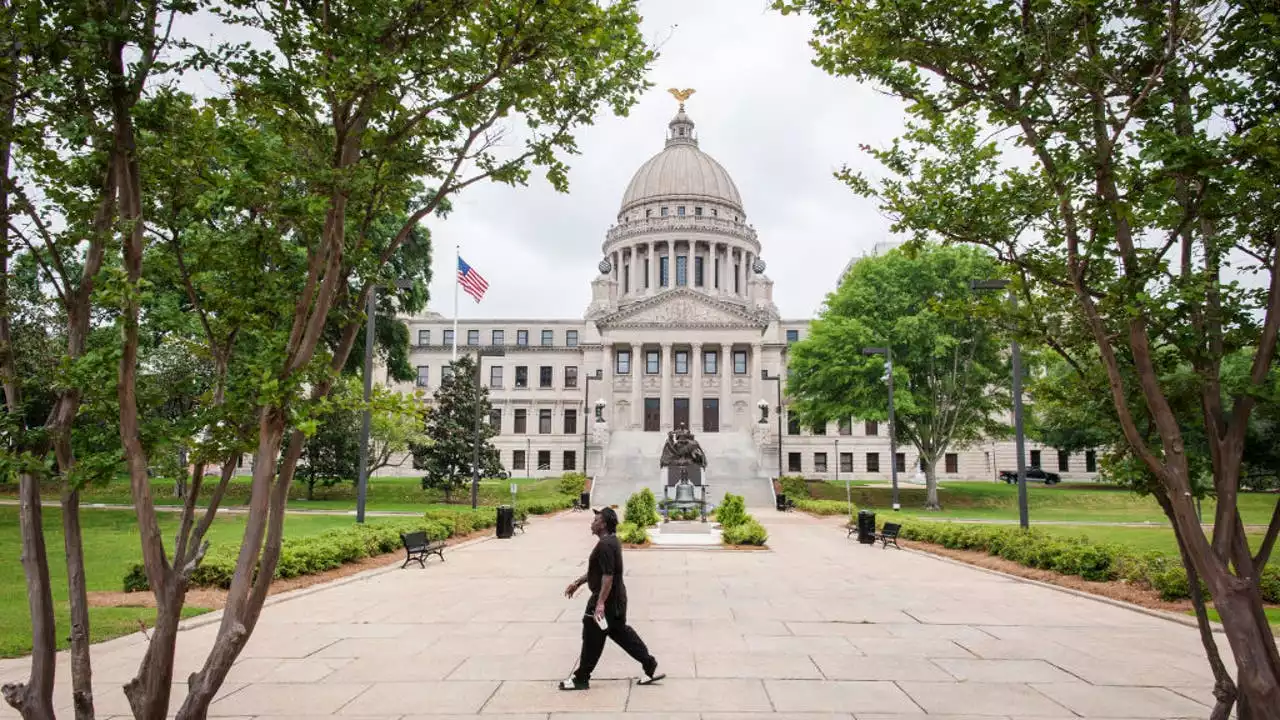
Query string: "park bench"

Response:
xmin=876 ymin=522 xmax=902 ymax=549
xmin=514 ymin=514 xmax=527 ymax=533
xmin=400 ymin=531 xmax=446 ymax=568
xmin=776 ymin=496 xmax=796 ymax=512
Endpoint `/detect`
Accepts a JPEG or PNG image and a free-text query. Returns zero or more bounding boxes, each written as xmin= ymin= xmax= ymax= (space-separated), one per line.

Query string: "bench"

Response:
xmin=400 ymin=531 xmax=445 ymax=568
xmin=876 ymin=522 xmax=902 ymax=549
xmin=514 ymin=516 xmax=527 ymax=533
xmin=776 ymin=496 xmax=796 ymax=512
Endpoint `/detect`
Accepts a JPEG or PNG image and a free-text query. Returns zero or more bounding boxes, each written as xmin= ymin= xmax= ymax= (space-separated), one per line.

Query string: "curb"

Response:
xmin=901 ymin=545 xmax=1224 ymax=633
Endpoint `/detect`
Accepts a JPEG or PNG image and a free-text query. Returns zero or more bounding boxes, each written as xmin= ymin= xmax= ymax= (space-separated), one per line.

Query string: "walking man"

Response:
xmin=559 ymin=507 xmax=664 ymax=690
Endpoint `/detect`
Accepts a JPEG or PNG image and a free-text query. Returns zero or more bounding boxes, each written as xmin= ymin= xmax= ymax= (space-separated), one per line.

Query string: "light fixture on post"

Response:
xmin=761 ymin=370 xmax=784 ymax=478
xmin=595 ymin=398 xmax=606 ymax=422
xmin=356 ymin=278 xmax=416 ymax=524
xmin=757 ymin=399 xmax=769 ymax=424
xmin=970 ymin=278 xmax=1029 ymax=530
xmin=861 ymin=346 xmax=900 ymax=511
xmin=582 ymin=369 xmax=603 ymax=480
xmin=471 ymin=346 xmax=506 ymax=510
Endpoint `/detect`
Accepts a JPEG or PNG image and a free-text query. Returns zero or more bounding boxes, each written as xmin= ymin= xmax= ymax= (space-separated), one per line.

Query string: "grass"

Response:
xmin=1200 ymin=607 xmax=1280 ymax=630
xmin=807 ymin=480 xmax=1278 ymax=525
xmin=0 ymin=507 xmax=405 ymax=658
xmin=1035 ymin=524 xmax=1267 ymax=558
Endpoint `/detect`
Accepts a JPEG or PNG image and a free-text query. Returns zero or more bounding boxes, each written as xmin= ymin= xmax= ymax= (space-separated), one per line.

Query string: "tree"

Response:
xmin=778 ymin=0 xmax=1280 ymax=713
xmin=412 ymin=354 xmax=503 ymax=504
xmin=787 ymin=243 xmax=1009 ymax=510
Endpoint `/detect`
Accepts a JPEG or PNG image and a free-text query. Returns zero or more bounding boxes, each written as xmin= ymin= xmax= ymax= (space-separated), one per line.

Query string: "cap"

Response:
xmin=593 ymin=506 xmax=619 ymax=532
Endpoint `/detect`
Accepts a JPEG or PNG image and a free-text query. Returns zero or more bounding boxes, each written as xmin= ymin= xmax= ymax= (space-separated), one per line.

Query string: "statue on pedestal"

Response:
xmin=659 ymin=424 xmax=707 ymax=470
xmin=659 ymin=424 xmax=708 ymax=521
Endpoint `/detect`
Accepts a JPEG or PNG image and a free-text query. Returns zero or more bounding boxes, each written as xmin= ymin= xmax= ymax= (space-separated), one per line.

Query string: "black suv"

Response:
xmin=999 ymin=467 xmax=1061 ymax=485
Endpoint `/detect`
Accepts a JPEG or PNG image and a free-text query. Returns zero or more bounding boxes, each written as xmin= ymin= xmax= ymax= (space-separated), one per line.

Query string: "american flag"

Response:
xmin=457 ymin=256 xmax=488 ymax=303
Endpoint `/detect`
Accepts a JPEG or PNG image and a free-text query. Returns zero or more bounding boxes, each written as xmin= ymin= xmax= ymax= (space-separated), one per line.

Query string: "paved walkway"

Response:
xmin=0 ymin=512 xmax=1227 ymax=719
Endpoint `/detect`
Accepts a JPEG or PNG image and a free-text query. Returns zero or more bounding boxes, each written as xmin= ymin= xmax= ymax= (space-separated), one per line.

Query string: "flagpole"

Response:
xmin=452 ymin=245 xmax=459 ymax=362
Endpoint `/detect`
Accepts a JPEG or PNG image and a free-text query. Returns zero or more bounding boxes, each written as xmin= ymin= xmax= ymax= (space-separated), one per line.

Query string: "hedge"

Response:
xmin=617 ymin=522 xmax=650 ymax=545
xmin=892 ymin=520 xmax=1280 ymax=603
xmin=793 ymin=498 xmax=855 ymax=517
xmin=778 ymin=476 xmax=809 ymax=498
xmin=624 ymin=488 xmax=661 ymax=527
xmin=716 ymin=493 xmax=768 ymax=546
xmin=123 ymin=499 xmax=574 ymax=591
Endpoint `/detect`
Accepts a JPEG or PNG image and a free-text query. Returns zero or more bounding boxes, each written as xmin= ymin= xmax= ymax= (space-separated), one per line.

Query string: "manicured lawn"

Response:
xmin=0 ymin=507 xmax=403 ymax=658
xmin=1201 ymin=607 xmax=1280 ymax=630
xmin=808 ymin=480 xmax=1278 ymax=525
xmin=1035 ymin=524 xmax=1267 ymax=559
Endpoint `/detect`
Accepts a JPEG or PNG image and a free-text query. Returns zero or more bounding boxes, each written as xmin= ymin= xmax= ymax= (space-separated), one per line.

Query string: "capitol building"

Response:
xmin=395 ymin=103 xmax=1098 ymax=506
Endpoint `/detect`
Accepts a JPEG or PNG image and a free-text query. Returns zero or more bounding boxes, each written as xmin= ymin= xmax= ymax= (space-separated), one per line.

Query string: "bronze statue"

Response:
xmin=659 ymin=424 xmax=707 ymax=469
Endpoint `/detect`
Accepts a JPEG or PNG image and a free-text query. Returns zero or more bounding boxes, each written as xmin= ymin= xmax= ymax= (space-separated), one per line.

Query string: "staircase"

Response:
xmin=592 ymin=430 xmax=775 ymax=510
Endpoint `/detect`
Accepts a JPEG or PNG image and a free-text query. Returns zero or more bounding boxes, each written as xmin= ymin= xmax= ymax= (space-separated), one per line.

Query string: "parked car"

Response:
xmin=999 ymin=467 xmax=1062 ymax=485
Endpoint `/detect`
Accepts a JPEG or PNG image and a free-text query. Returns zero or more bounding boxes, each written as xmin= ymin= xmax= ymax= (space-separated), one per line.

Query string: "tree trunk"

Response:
xmin=923 ymin=457 xmax=941 ymax=511
xmin=1209 ymin=580 xmax=1280 ymax=720
xmin=62 ymin=488 xmax=96 ymax=720
xmin=123 ymin=580 xmax=184 ymax=720
xmin=175 ymin=447 xmax=188 ymax=498
xmin=1 ymin=472 xmax=57 ymax=720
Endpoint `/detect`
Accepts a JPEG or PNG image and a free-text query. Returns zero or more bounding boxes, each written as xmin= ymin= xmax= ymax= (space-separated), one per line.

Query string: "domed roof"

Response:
xmin=618 ymin=108 xmax=744 ymax=215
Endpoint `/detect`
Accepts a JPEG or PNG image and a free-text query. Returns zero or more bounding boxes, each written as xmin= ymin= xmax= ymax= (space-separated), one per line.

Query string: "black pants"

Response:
xmin=573 ymin=605 xmax=655 ymax=683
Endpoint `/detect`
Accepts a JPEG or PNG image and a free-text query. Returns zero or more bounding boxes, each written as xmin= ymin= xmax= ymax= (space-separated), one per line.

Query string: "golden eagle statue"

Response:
xmin=667 ymin=87 xmax=696 ymax=108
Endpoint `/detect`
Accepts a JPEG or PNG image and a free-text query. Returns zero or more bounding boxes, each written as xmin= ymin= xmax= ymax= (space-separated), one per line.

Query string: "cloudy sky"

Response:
xmin=428 ymin=0 xmax=907 ymax=321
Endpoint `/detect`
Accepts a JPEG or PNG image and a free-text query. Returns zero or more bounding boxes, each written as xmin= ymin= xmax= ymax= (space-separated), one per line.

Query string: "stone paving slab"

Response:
xmin=0 ymin=511 xmax=1235 ymax=719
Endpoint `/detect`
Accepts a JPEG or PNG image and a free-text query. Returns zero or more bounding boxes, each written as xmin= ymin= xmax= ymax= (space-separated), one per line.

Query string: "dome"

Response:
xmin=618 ymin=108 xmax=744 ymax=216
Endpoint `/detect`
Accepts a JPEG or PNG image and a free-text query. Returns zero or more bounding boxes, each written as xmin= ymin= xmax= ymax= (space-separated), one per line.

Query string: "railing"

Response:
xmin=605 ymin=216 xmax=759 ymax=244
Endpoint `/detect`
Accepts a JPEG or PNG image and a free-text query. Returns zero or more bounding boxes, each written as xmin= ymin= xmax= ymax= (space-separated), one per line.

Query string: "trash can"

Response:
xmin=775 ymin=493 xmax=788 ymax=512
xmin=857 ymin=509 xmax=876 ymax=545
xmin=496 ymin=505 xmax=515 ymax=539
xmin=580 ymin=491 xmax=591 ymax=509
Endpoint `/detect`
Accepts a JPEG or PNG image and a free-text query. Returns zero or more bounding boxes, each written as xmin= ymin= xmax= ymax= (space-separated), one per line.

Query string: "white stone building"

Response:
xmin=394 ymin=106 xmax=1098 ymax=506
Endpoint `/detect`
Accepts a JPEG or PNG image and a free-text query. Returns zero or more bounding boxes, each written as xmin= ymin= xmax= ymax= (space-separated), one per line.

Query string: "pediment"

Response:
xmin=598 ymin=289 xmax=767 ymax=330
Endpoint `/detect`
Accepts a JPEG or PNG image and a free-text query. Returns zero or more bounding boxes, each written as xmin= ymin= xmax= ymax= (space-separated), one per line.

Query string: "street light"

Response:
xmin=837 ymin=437 xmax=850 ymax=517
xmin=971 ymin=278 xmax=1029 ymax=530
xmin=356 ymin=278 xmax=415 ymax=524
xmin=582 ymin=369 xmax=604 ymax=479
xmin=471 ymin=346 xmax=506 ymax=509
xmin=861 ymin=347 xmax=900 ymax=511
xmin=761 ymin=370 xmax=784 ymax=478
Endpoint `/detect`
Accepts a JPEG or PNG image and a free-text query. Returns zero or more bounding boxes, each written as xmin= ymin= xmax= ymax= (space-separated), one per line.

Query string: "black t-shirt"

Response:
xmin=585 ymin=533 xmax=627 ymax=614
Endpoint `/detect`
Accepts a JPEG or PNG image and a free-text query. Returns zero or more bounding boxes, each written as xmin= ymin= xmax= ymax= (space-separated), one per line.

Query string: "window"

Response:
xmin=536 ymin=450 xmax=551 ymax=470
xmin=492 ymin=329 xmax=505 ymax=345
xmin=866 ymin=453 xmax=880 ymax=473
xmin=733 ymin=350 xmax=747 ymax=374
xmin=514 ymin=366 xmax=528 ymax=388
xmin=566 ymin=330 xmax=578 ymax=347
xmin=786 ymin=329 xmax=799 ymax=344
xmin=646 ymin=350 xmax=660 ymax=374
xmin=514 ymin=409 xmax=527 ymax=434
xmin=814 ymin=453 xmax=828 ymax=473
xmin=564 ymin=409 xmax=577 ymax=435
xmin=417 ymin=329 xmax=430 ymax=346
xmin=676 ymin=255 xmax=687 ymax=286
xmin=813 ymin=422 xmax=826 ymax=436
xmin=734 ymin=263 xmax=740 ymax=293
xmin=787 ymin=415 xmax=800 ymax=435
xmin=703 ymin=351 xmax=718 ymax=375
xmin=489 ymin=366 xmax=503 ymax=388
xmin=695 ymin=206 xmax=703 ymax=216
xmin=895 ymin=453 xmax=906 ymax=473
xmin=1058 ymin=450 xmax=1070 ymax=472
xmin=564 ymin=366 xmax=578 ymax=388
xmin=616 ymin=350 xmax=631 ymax=375
xmin=516 ymin=330 xmax=528 ymax=346
xmin=674 ymin=351 xmax=689 ymax=375
xmin=467 ymin=329 xmax=479 ymax=345
xmin=677 ymin=206 xmax=686 ymax=216
xmin=644 ymin=259 xmax=651 ymax=288
xmin=1086 ymin=450 xmax=1097 ymax=472
xmin=1030 ymin=449 xmax=1042 ymax=468
xmin=442 ymin=365 xmax=454 ymax=384
xmin=838 ymin=418 xmax=852 ymax=436
xmin=415 ymin=365 xmax=429 ymax=387
xmin=788 ymin=452 xmax=802 ymax=473
xmin=660 ymin=206 xmax=669 ymax=217
xmin=840 ymin=452 xmax=853 ymax=473
xmin=623 ymin=265 xmax=630 ymax=293
xmin=945 ymin=453 xmax=959 ymax=474
xmin=694 ymin=256 xmax=704 ymax=286
xmin=541 ymin=329 xmax=553 ymax=346
xmin=489 ymin=409 xmax=502 ymax=434
xmin=563 ymin=450 xmax=576 ymax=471
xmin=714 ymin=259 xmax=720 ymax=288
xmin=538 ymin=409 xmax=552 ymax=434
xmin=539 ymin=366 xmax=553 ymax=388
xmin=512 ymin=449 xmax=526 ymax=470
xmin=659 ymin=256 xmax=669 ymax=287
xmin=443 ymin=329 xmax=455 ymax=346
xmin=865 ymin=420 xmax=879 ymax=436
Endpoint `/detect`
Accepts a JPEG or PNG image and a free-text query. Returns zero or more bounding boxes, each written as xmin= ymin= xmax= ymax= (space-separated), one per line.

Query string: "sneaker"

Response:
xmin=558 ymin=678 xmax=589 ymax=691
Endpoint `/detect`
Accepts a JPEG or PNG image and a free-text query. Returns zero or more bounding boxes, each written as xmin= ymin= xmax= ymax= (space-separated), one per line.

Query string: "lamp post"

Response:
xmin=861 ymin=347 xmax=900 ymax=511
xmin=837 ymin=437 xmax=850 ymax=516
xmin=761 ymin=369 xmax=784 ymax=478
xmin=582 ymin=369 xmax=603 ymax=479
xmin=971 ymin=279 xmax=1029 ymax=530
xmin=471 ymin=346 xmax=506 ymax=510
xmin=356 ymin=279 xmax=415 ymax=524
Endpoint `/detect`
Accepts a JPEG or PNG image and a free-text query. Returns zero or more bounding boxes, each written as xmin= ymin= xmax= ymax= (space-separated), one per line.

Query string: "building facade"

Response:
xmin=392 ymin=105 xmax=1099 ymax=488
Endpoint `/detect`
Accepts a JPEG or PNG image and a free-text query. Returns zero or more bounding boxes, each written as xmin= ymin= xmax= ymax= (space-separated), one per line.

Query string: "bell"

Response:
xmin=674 ymin=482 xmax=696 ymax=505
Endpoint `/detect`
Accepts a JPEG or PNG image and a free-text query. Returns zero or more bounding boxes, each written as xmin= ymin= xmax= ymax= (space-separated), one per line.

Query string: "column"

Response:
xmin=720 ymin=343 xmax=733 ymax=431
xmin=691 ymin=342 xmax=703 ymax=431
xmin=600 ymin=341 xmax=613 ymax=425
xmin=630 ymin=342 xmax=642 ymax=429
xmin=660 ymin=342 xmax=673 ymax=430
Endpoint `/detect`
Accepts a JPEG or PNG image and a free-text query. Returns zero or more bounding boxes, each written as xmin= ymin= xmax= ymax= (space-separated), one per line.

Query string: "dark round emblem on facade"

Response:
xmin=598 ymin=258 xmax=613 ymax=274
xmin=752 ymin=257 xmax=767 ymax=274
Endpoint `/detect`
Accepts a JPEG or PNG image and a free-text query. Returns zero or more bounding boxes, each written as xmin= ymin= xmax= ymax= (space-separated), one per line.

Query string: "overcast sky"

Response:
xmin=428 ymin=0 xmax=906 ymax=321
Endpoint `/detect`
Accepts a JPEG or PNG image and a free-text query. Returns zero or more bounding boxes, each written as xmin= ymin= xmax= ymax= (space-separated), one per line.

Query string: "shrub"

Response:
xmin=1260 ymin=566 xmax=1280 ymax=604
xmin=793 ymin=498 xmax=854 ymax=517
xmin=122 ymin=564 xmax=149 ymax=593
xmin=714 ymin=493 xmax=748 ymax=528
xmin=617 ymin=522 xmax=650 ymax=544
xmin=558 ymin=472 xmax=587 ymax=497
xmin=779 ymin=476 xmax=809 ymax=498
xmin=722 ymin=518 xmax=768 ymax=546
xmin=624 ymin=488 xmax=661 ymax=527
